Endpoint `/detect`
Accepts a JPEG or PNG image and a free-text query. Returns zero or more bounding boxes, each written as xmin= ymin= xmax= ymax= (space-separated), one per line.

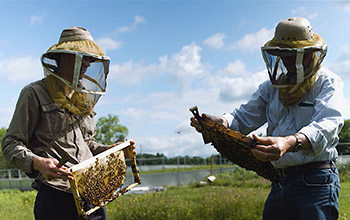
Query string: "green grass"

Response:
xmin=1 ymin=168 xmax=350 ymax=220
xmin=107 ymin=185 xmax=268 ymax=220
xmin=339 ymin=182 xmax=350 ymax=220
xmin=196 ymin=167 xmax=271 ymax=188
xmin=0 ymin=189 xmax=36 ymax=220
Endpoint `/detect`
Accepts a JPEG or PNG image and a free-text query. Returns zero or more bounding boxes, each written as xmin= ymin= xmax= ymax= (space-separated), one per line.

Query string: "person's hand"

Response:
xmin=190 ymin=113 xmax=228 ymax=132
xmin=109 ymin=140 xmax=136 ymax=159
xmin=124 ymin=140 xmax=136 ymax=159
xmin=250 ymin=134 xmax=295 ymax=162
xmin=32 ymin=156 xmax=73 ymax=181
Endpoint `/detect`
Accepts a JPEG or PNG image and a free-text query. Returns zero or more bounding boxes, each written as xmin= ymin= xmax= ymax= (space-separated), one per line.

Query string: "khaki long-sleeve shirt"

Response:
xmin=2 ymin=79 xmax=108 ymax=192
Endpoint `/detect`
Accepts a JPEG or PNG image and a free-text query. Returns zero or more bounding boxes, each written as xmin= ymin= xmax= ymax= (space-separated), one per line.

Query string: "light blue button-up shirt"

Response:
xmin=222 ymin=67 xmax=344 ymax=169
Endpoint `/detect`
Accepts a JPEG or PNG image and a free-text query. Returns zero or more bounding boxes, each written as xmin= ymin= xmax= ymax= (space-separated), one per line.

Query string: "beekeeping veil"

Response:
xmin=261 ymin=17 xmax=327 ymax=106
xmin=41 ymin=26 xmax=110 ymax=116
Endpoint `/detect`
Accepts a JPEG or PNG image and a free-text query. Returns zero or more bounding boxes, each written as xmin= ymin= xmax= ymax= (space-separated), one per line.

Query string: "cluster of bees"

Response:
xmin=77 ymin=151 xmax=127 ymax=206
xmin=201 ymin=120 xmax=280 ymax=183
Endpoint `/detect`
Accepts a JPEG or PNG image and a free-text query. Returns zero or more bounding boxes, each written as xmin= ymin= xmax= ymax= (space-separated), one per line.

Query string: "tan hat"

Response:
xmin=41 ymin=26 xmax=110 ymax=116
xmin=58 ymin=26 xmax=94 ymax=43
xmin=46 ymin=26 xmax=106 ymax=57
xmin=274 ymin=17 xmax=314 ymax=41
xmin=264 ymin=17 xmax=325 ymax=49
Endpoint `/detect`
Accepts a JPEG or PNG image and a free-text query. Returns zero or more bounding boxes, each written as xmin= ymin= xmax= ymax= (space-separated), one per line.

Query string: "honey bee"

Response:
xmin=75 ymin=151 xmax=127 ymax=206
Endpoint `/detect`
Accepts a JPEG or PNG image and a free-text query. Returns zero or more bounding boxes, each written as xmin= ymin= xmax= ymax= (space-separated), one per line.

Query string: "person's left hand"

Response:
xmin=250 ymin=134 xmax=295 ymax=162
xmin=190 ymin=113 xmax=228 ymax=133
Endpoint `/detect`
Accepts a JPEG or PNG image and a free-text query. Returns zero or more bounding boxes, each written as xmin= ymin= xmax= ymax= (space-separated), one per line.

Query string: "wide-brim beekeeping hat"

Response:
xmin=41 ymin=26 xmax=110 ymax=116
xmin=261 ymin=17 xmax=327 ymax=88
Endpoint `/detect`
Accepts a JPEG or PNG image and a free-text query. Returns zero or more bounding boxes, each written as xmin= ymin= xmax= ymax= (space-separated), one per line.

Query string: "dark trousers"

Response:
xmin=34 ymin=182 xmax=108 ymax=220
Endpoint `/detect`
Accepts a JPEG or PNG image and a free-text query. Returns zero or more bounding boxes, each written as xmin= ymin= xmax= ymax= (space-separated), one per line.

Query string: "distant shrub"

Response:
xmin=337 ymin=163 xmax=350 ymax=182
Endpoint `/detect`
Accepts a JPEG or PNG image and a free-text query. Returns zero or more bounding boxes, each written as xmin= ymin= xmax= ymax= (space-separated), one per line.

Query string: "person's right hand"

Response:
xmin=108 ymin=140 xmax=137 ymax=159
xmin=32 ymin=156 xmax=73 ymax=181
xmin=190 ymin=113 xmax=228 ymax=133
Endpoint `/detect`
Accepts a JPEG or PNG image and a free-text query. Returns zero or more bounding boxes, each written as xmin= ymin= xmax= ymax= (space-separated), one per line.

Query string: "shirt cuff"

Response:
xmin=299 ymin=126 xmax=326 ymax=155
xmin=222 ymin=112 xmax=240 ymax=131
xmin=222 ymin=113 xmax=233 ymax=127
xmin=25 ymin=155 xmax=40 ymax=178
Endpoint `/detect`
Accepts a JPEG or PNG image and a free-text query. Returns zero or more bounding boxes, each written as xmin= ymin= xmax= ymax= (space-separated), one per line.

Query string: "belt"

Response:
xmin=278 ymin=161 xmax=336 ymax=177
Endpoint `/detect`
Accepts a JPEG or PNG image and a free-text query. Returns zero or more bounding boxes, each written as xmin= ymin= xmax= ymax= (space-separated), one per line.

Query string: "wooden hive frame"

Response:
xmin=190 ymin=106 xmax=280 ymax=183
xmin=69 ymin=140 xmax=141 ymax=219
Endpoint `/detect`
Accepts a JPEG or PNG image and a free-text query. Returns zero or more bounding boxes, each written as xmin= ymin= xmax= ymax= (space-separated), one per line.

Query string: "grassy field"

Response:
xmin=1 ymin=168 xmax=350 ymax=219
xmin=0 ymin=189 xmax=36 ymax=220
xmin=340 ymin=182 xmax=350 ymax=220
xmin=0 ymin=183 xmax=269 ymax=220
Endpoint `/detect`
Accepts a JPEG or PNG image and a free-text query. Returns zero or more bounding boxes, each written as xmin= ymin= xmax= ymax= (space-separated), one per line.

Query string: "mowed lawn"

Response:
xmin=1 ymin=180 xmax=350 ymax=220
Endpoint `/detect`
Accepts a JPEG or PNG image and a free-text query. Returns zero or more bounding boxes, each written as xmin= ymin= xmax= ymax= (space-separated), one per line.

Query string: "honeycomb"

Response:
xmin=190 ymin=106 xmax=280 ymax=183
xmin=72 ymin=150 xmax=127 ymax=206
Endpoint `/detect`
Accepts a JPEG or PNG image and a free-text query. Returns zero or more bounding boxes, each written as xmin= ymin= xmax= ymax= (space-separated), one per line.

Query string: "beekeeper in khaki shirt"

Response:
xmin=2 ymin=26 xmax=119 ymax=220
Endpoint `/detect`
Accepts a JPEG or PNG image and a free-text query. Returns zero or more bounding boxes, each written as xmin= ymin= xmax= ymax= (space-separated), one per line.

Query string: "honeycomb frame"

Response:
xmin=69 ymin=140 xmax=141 ymax=219
xmin=190 ymin=106 xmax=280 ymax=183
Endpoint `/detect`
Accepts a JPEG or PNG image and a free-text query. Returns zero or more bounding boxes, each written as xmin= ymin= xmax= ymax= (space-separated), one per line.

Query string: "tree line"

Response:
xmin=135 ymin=153 xmax=224 ymax=166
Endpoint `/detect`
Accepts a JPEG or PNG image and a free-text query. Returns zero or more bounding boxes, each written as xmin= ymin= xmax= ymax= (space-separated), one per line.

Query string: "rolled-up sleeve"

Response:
xmin=299 ymin=75 xmax=344 ymax=155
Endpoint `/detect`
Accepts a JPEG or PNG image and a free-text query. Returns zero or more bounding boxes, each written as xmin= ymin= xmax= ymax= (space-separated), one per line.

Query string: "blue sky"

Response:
xmin=0 ymin=1 xmax=349 ymax=157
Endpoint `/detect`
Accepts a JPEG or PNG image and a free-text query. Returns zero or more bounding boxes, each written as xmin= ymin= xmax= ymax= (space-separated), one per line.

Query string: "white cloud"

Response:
xmin=204 ymin=29 xmax=273 ymax=52
xmin=203 ymin=33 xmax=226 ymax=49
xmin=340 ymin=44 xmax=350 ymax=57
xmin=117 ymin=15 xmax=146 ymax=33
xmin=120 ymin=106 xmax=177 ymax=123
xmin=168 ymin=43 xmax=203 ymax=74
xmin=103 ymin=43 xmax=271 ymax=157
xmin=134 ymin=15 xmax=146 ymax=24
xmin=232 ymin=28 xmax=274 ymax=52
xmin=217 ymin=70 xmax=268 ymax=102
xmin=101 ymin=76 xmax=260 ymax=157
xmin=109 ymin=43 xmax=206 ymax=92
xmin=217 ymin=60 xmax=249 ymax=77
xmin=199 ymin=60 xmax=268 ymax=103
xmin=165 ymin=43 xmax=206 ymax=91
xmin=111 ymin=85 xmax=237 ymax=156
xmin=109 ymin=60 xmax=158 ymax=84
xmin=132 ymin=128 xmax=218 ymax=157
xmin=343 ymin=96 xmax=350 ymax=120
xmin=117 ymin=67 xmax=267 ymax=157
xmin=0 ymin=56 xmax=42 ymax=82
xmin=291 ymin=7 xmax=319 ymax=20
xmin=337 ymin=1 xmax=350 ymax=11
xmin=327 ymin=44 xmax=350 ymax=80
xmin=30 ymin=14 xmax=44 ymax=24
xmin=95 ymin=37 xmax=122 ymax=51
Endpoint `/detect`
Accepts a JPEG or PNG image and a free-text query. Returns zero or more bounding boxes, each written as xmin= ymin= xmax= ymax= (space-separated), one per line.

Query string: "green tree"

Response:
xmin=0 ymin=127 xmax=5 ymax=142
xmin=0 ymin=127 xmax=15 ymax=169
xmin=95 ymin=114 xmax=128 ymax=145
xmin=339 ymin=119 xmax=350 ymax=142
xmin=338 ymin=119 xmax=350 ymax=155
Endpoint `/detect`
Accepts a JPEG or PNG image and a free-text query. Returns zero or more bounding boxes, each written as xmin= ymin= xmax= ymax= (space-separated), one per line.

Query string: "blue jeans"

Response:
xmin=263 ymin=166 xmax=340 ymax=220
